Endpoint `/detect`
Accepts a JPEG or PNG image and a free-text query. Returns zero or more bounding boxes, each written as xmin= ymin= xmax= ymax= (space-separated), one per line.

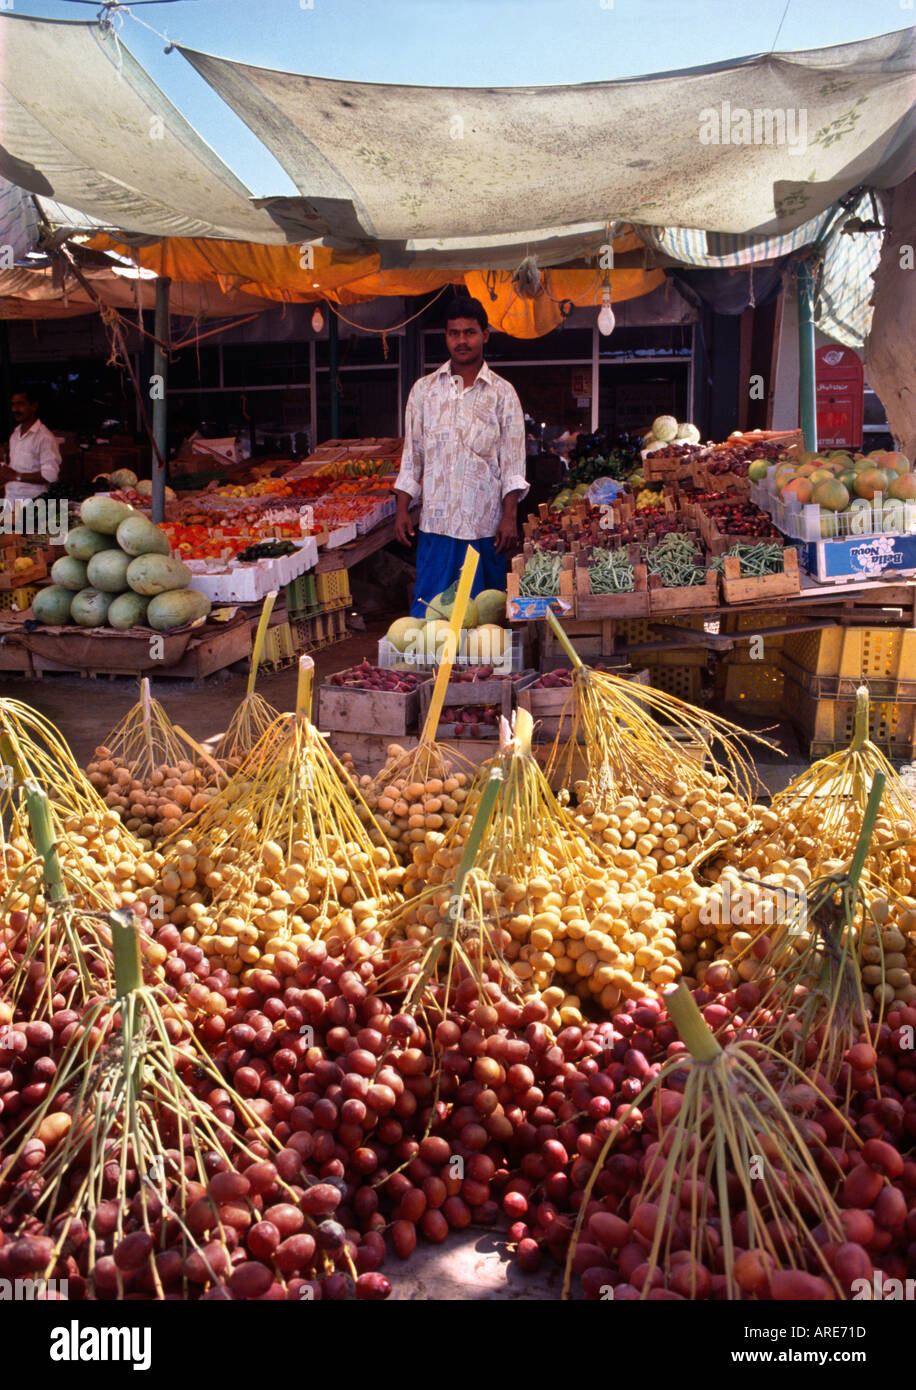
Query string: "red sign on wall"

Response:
xmin=815 ymin=345 xmax=864 ymax=449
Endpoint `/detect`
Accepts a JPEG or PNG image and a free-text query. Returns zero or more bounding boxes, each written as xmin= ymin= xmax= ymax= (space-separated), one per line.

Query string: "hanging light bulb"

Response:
xmin=311 ymin=304 xmax=325 ymax=333
xmin=597 ymin=282 xmax=615 ymax=337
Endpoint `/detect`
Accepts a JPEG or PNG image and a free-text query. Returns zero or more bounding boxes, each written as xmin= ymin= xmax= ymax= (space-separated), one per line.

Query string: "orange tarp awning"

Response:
xmin=89 ymin=234 xmax=663 ymax=337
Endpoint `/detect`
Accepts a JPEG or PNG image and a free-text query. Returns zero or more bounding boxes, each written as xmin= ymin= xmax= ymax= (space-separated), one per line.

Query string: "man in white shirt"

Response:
xmin=2 ymin=389 xmax=61 ymax=500
xmin=394 ymin=297 xmax=528 ymax=617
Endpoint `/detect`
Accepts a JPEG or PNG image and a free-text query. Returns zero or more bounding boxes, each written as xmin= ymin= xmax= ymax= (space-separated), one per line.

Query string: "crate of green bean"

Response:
xmin=642 ymin=532 xmax=720 ymax=614
xmin=719 ymin=544 xmax=799 ymax=604
xmin=648 ymin=565 xmax=719 ymax=614
xmin=575 ymin=552 xmax=649 ymax=618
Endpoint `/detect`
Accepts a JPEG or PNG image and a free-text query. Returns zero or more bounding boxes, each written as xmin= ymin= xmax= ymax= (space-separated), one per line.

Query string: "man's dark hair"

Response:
xmin=11 ymin=386 xmax=39 ymax=405
xmin=444 ymin=296 xmax=488 ymax=332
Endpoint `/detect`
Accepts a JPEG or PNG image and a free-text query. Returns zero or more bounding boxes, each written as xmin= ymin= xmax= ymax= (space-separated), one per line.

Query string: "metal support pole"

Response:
xmin=795 ymin=258 xmax=818 ymax=452
xmin=328 ymin=304 xmax=339 ymax=438
xmin=0 ymin=322 xmax=12 ymax=440
xmin=308 ymin=337 xmax=317 ymax=451
xmin=151 ymin=276 xmax=170 ymax=523
xmin=590 ymin=324 xmax=599 ymax=433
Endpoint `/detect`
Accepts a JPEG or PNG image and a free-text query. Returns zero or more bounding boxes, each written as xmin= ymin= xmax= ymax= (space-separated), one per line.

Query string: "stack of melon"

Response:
xmin=35 ymin=495 xmax=211 ymax=631
xmin=386 ymin=584 xmax=510 ymax=666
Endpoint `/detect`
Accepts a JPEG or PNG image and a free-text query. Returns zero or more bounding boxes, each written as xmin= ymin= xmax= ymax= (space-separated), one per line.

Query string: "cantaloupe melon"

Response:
xmin=116 ymin=514 xmax=171 ymax=557
xmin=87 ymin=549 xmax=132 ymax=593
xmin=146 ymin=589 xmax=211 ymax=630
xmin=79 ymin=495 xmax=135 ymax=534
xmin=126 ymin=554 xmax=192 ymax=596
xmin=70 ymin=589 xmax=115 ymax=627
xmin=50 ymin=555 xmax=88 ymax=591
xmin=32 ymin=586 xmax=74 ymax=625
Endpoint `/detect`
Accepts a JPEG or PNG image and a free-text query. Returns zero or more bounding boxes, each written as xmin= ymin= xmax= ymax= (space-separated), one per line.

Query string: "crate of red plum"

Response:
xmin=418 ymin=666 xmax=537 ymax=739
xmin=317 ymin=661 xmax=429 ymax=736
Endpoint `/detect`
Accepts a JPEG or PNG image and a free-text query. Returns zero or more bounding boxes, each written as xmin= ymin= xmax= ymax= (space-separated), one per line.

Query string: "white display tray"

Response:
xmin=326 ymin=524 xmax=357 ymax=549
xmin=377 ymin=629 xmax=523 ymax=675
xmin=750 ymin=472 xmax=916 ymax=542
xmin=186 ymin=537 xmax=318 ymax=603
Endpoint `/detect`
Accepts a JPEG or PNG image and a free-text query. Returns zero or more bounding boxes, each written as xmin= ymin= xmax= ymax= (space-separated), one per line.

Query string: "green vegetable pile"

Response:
xmin=643 ymin=533 xmax=708 ymax=588
xmin=587 ymin=547 xmax=635 ymax=594
xmin=519 ymin=551 xmax=563 ymax=597
xmin=710 ymin=542 xmax=786 ymax=577
xmin=235 ymin=540 xmax=299 ymax=562
xmin=564 ymin=450 xmax=633 ymax=488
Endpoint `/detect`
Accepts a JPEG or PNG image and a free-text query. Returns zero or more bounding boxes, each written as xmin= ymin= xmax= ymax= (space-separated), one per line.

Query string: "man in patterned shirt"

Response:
xmin=394 ymin=297 xmax=528 ymax=617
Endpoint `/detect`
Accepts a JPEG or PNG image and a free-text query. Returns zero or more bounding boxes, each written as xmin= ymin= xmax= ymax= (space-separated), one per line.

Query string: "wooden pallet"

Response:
xmin=720 ymin=548 xmax=800 ymax=604
xmin=0 ymin=639 xmax=34 ymax=674
xmin=26 ymin=614 xmax=251 ymax=680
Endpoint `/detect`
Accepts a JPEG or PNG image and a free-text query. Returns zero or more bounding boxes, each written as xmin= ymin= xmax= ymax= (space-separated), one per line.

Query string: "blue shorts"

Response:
xmin=411 ymin=533 xmax=508 ymax=618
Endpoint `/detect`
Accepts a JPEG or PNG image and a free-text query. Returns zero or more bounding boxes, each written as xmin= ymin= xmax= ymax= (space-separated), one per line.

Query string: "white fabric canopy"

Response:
xmin=181 ymin=28 xmax=916 ymax=253
xmin=0 ymin=12 xmax=286 ymax=243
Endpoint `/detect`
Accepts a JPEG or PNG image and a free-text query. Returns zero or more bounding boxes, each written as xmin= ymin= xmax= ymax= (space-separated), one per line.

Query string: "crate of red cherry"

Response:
xmin=692 ymin=493 xmax=783 ymax=552
xmin=317 ymin=661 xmax=429 ymax=736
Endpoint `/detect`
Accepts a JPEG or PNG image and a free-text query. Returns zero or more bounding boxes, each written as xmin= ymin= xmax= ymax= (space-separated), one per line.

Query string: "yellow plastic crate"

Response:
xmin=782 ymin=673 xmax=916 ymax=758
xmin=316 ymin=569 xmax=351 ymax=607
xmin=614 ymin=613 xmax=708 ymax=645
xmin=782 ymin=628 xmax=916 ymax=699
xmin=721 ymin=656 xmax=785 ymax=714
xmin=260 ymin=622 xmax=296 ymax=669
xmin=652 ymin=645 xmax=708 ymax=669
xmin=324 ymin=609 xmax=348 ymax=645
xmin=648 ymin=663 xmax=703 ymax=703
xmin=720 ymin=607 xmax=786 ymax=650
xmin=0 ymin=585 xmax=38 ymax=612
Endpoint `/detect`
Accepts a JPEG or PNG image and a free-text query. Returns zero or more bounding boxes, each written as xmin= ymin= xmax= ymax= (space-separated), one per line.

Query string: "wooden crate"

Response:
xmin=574 ymin=560 xmax=650 ymax=619
xmin=164 ymin=615 xmax=253 ymax=680
xmin=517 ymin=668 xmax=650 ymax=742
xmin=648 ymin=570 xmax=719 ymax=615
xmin=691 ymin=463 xmax=751 ymax=497
xmin=720 ymin=548 xmax=800 ymax=604
xmin=419 ymin=670 xmax=534 ymax=736
xmin=696 ymin=510 xmax=779 ymax=557
xmin=540 ymin=616 xmax=616 ymax=666
xmin=0 ymin=555 xmax=46 ymax=592
xmin=318 ymin=671 xmax=428 ymax=736
xmin=506 ymin=554 xmax=576 ymax=622
xmin=643 ymin=452 xmax=698 ymax=484
xmin=0 ymin=638 xmax=34 ymax=674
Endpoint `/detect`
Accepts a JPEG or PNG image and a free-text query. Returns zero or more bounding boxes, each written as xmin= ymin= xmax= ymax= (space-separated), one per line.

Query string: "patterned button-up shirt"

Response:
xmin=395 ymin=360 xmax=528 ymax=541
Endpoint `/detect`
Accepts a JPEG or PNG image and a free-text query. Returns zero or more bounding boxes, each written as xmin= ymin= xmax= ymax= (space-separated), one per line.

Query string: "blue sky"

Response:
xmin=16 ymin=0 xmax=909 ymax=195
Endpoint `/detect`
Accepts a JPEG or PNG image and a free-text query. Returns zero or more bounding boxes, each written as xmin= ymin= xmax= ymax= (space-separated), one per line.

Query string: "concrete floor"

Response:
xmin=388 ymin=1229 xmax=564 ymax=1300
xmin=0 ymin=620 xmax=388 ymax=769
xmin=0 ymin=614 xmax=809 ymax=795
